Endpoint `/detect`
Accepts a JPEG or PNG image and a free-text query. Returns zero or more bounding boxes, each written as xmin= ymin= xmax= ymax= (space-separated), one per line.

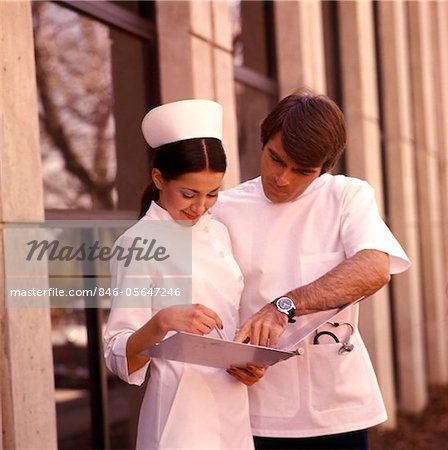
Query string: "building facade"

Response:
xmin=1 ymin=1 xmax=447 ymax=448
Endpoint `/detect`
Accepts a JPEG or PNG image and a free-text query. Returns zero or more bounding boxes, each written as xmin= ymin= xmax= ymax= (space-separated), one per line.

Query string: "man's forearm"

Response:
xmin=287 ymin=249 xmax=390 ymax=316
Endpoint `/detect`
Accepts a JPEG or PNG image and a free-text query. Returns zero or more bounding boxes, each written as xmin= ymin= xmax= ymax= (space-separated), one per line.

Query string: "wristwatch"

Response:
xmin=271 ymin=296 xmax=296 ymax=323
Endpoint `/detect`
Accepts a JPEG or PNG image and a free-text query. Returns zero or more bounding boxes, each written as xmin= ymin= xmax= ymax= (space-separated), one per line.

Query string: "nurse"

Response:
xmin=212 ymin=90 xmax=411 ymax=450
xmin=104 ymin=100 xmax=260 ymax=449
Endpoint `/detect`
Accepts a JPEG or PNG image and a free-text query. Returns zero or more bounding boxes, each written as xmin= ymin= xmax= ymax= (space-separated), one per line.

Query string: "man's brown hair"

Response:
xmin=260 ymin=89 xmax=346 ymax=173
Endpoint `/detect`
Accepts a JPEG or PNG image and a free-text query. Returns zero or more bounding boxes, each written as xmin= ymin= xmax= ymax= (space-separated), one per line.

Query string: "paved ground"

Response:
xmin=59 ymin=385 xmax=448 ymax=449
xmin=369 ymin=385 xmax=448 ymax=450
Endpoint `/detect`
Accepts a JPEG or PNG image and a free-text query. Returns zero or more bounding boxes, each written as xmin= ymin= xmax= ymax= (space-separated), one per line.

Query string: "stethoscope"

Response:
xmin=313 ymin=321 xmax=355 ymax=355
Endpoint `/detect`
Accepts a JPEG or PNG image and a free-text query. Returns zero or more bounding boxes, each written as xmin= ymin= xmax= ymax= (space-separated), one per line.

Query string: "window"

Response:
xmin=32 ymin=2 xmax=159 ymax=448
xmin=231 ymin=0 xmax=278 ymax=181
xmin=35 ymin=0 xmax=159 ymax=214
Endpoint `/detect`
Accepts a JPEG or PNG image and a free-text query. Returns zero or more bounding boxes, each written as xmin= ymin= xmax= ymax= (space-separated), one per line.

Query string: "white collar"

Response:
xmin=257 ymin=173 xmax=331 ymax=203
xmin=144 ymin=201 xmax=212 ymax=231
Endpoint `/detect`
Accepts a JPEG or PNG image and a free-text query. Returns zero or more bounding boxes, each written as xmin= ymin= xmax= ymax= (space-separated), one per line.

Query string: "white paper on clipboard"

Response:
xmin=141 ymin=299 xmax=363 ymax=369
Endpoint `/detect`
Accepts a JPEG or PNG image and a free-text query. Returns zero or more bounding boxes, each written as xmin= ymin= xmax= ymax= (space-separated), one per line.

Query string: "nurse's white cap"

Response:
xmin=141 ymin=99 xmax=223 ymax=148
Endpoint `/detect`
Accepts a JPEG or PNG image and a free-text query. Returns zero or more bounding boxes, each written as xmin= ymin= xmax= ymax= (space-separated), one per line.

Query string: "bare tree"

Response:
xmin=33 ymin=2 xmax=117 ymax=209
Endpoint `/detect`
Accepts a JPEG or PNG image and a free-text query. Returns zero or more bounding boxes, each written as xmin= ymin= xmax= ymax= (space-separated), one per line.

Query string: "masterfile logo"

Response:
xmin=25 ymin=237 xmax=170 ymax=267
xmin=4 ymin=220 xmax=192 ymax=308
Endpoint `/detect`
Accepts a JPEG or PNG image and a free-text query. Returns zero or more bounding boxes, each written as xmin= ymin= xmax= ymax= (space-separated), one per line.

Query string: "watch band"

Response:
xmin=271 ymin=296 xmax=296 ymax=323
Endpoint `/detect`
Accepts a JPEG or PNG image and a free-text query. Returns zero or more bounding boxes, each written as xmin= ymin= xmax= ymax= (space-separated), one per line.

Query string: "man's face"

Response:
xmin=260 ymin=132 xmax=323 ymax=203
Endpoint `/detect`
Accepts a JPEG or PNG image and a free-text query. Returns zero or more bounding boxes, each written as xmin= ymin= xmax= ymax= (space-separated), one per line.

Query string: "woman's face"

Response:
xmin=152 ymin=169 xmax=224 ymax=225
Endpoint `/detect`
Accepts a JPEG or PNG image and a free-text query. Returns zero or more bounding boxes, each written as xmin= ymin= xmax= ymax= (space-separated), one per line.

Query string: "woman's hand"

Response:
xmin=156 ymin=303 xmax=223 ymax=336
xmin=226 ymin=364 xmax=267 ymax=386
xmin=126 ymin=303 xmax=222 ymax=375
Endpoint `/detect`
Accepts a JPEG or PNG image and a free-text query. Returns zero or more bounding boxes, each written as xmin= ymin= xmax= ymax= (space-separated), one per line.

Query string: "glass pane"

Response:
xmin=32 ymin=2 xmax=157 ymax=448
xmin=231 ymin=0 xmax=272 ymax=76
xmin=33 ymin=2 xmax=117 ymax=210
xmin=52 ymin=309 xmax=91 ymax=448
xmin=109 ymin=27 xmax=154 ymax=213
xmin=232 ymin=0 xmax=278 ymax=181
xmin=235 ymin=81 xmax=277 ymax=181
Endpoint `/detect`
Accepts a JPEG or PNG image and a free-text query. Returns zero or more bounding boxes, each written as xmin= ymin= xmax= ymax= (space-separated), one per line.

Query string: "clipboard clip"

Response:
xmin=291 ymin=347 xmax=305 ymax=356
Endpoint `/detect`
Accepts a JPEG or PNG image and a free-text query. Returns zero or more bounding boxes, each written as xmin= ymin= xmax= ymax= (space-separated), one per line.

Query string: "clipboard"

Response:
xmin=141 ymin=299 xmax=362 ymax=369
xmin=141 ymin=332 xmax=297 ymax=369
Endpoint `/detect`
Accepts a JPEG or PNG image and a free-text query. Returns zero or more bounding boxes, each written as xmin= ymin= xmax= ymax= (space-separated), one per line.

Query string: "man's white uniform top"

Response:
xmin=212 ymin=174 xmax=411 ymax=437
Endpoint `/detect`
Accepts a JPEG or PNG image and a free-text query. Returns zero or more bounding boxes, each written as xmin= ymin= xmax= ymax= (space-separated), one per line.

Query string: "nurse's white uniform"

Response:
xmin=212 ymin=174 xmax=411 ymax=438
xmin=104 ymin=202 xmax=253 ymax=449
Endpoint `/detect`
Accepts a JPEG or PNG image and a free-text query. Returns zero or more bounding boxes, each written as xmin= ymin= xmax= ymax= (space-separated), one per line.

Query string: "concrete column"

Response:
xmin=338 ymin=0 xmax=396 ymax=427
xmin=274 ymin=0 xmax=326 ymax=97
xmin=376 ymin=0 xmax=427 ymax=414
xmin=433 ymin=2 xmax=448 ymax=285
xmin=0 ymin=1 xmax=57 ymax=449
xmin=155 ymin=0 xmax=240 ymax=188
xmin=407 ymin=0 xmax=448 ymax=385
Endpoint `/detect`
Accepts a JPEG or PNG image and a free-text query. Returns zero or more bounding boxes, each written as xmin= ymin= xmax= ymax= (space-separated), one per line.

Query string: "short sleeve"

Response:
xmin=340 ymin=181 xmax=411 ymax=274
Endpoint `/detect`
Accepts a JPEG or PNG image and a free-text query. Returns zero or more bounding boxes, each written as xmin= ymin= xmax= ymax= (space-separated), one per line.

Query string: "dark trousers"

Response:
xmin=253 ymin=429 xmax=369 ymax=450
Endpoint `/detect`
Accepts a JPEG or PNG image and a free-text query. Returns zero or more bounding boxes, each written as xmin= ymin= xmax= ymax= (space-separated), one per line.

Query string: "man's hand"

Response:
xmin=226 ymin=364 xmax=267 ymax=386
xmin=234 ymin=303 xmax=288 ymax=347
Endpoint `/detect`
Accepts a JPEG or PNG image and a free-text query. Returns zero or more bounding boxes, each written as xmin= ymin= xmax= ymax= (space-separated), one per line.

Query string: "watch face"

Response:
xmin=277 ymin=297 xmax=294 ymax=312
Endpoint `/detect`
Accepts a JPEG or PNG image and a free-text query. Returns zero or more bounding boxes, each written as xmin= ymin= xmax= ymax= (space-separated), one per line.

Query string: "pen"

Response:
xmin=215 ymin=326 xmax=226 ymax=340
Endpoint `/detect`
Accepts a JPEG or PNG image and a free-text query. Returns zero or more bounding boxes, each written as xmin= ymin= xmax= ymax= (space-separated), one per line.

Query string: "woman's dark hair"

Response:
xmin=139 ymin=137 xmax=226 ymax=218
xmin=260 ymin=89 xmax=346 ymax=173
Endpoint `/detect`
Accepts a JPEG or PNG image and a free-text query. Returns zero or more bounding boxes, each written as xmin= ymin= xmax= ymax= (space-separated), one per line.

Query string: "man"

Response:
xmin=213 ymin=90 xmax=410 ymax=450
